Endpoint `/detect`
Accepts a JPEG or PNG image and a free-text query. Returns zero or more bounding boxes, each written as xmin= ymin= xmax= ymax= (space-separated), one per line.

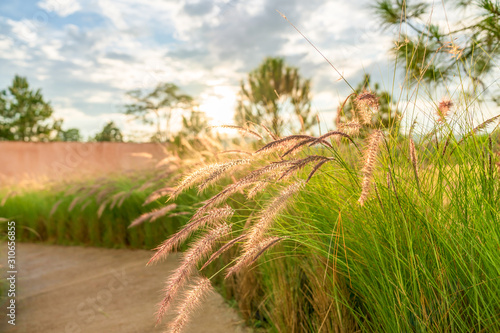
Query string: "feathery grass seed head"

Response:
xmin=143 ymin=187 xmax=174 ymax=206
xmin=192 ymin=161 xmax=295 ymax=219
xmin=201 ymin=234 xmax=246 ymax=270
xmin=278 ymin=156 xmax=330 ymax=181
xmin=358 ymin=130 xmax=383 ymax=206
xmin=147 ymin=206 xmax=233 ymax=265
xmin=170 ymin=164 xmax=219 ymax=200
xmin=208 ymin=125 xmax=263 ymax=140
xmin=68 ymin=196 xmax=83 ymax=212
xmin=129 ymin=204 xmax=177 ymax=228
xmin=409 ymin=138 xmax=418 ymax=178
xmin=306 ymin=158 xmax=332 ymax=183
xmin=246 ymin=181 xmax=304 ymax=248
xmin=197 ymin=159 xmax=251 ymax=193
xmin=247 ymin=180 xmax=272 ymax=199
xmin=167 ymin=277 xmax=213 ymax=333
xmin=311 ymin=131 xmax=356 ymax=148
xmin=437 ymin=98 xmax=453 ymax=122
xmin=226 ymin=236 xmax=285 ymax=278
xmin=451 ymin=114 xmax=500 ymax=155
xmin=255 ymin=135 xmax=314 ymax=154
xmin=49 ymin=199 xmax=63 ymax=217
xmin=338 ymin=121 xmax=362 ymax=136
xmin=355 ymin=91 xmax=379 ymax=125
xmin=156 ymin=223 xmax=231 ymax=323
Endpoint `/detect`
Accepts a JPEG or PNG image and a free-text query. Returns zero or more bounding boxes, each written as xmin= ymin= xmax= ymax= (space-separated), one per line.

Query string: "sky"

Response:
xmin=0 ymin=0 xmax=440 ymax=139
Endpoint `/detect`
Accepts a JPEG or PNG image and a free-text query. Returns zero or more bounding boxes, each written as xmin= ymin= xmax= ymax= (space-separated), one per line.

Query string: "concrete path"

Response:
xmin=0 ymin=243 xmax=251 ymax=333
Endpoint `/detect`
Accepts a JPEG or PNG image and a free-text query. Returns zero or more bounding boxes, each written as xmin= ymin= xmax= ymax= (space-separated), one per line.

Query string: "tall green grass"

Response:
xmin=1 ymin=115 xmax=499 ymax=333
xmin=245 ymin=126 xmax=500 ymax=332
xmin=0 ymin=171 xmax=206 ymax=249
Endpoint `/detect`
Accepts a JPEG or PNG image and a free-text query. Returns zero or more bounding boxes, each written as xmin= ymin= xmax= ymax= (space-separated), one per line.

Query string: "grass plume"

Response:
xmin=197 ymin=159 xmax=251 ymax=193
xmin=156 ymin=223 xmax=231 ymax=324
xmin=128 ymin=204 xmax=177 ymax=228
xmin=358 ymin=130 xmax=383 ymax=206
xmin=147 ymin=206 xmax=234 ymax=265
xmin=355 ymin=91 xmax=379 ymax=125
xmin=167 ymin=277 xmax=214 ymax=333
xmin=409 ymin=138 xmax=419 ymax=188
xmin=338 ymin=121 xmax=362 ymax=136
xmin=245 ymin=181 xmax=304 ymax=249
xmin=255 ymin=135 xmax=315 ymax=154
xmin=226 ymin=236 xmax=285 ymax=278
xmin=200 ymin=234 xmax=246 ymax=271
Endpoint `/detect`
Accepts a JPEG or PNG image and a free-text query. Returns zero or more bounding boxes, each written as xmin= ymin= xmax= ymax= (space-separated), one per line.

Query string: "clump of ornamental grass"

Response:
xmin=140 ymin=105 xmax=390 ymax=330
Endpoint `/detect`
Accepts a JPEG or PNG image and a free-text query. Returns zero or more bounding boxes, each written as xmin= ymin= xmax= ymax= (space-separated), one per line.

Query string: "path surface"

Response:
xmin=0 ymin=243 xmax=251 ymax=333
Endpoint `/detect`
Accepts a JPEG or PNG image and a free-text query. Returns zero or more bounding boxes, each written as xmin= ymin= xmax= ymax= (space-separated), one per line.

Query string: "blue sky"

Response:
xmin=0 ymin=0 xmax=402 ymax=139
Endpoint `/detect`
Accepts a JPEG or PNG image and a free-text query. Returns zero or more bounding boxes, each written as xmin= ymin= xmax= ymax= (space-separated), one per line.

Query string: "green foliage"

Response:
xmin=275 ymin=132 xmax=500 ymax=331
xmin=124 ymin=83 xmax=194 ymax=142
xmin=93 ymin=121 xmax=123 ymax=142
xmin=180 ymin=110 xmax=209 ymax=137
xmin=57 ymin=128 xmax=82 ymax=142
xmin=235 ymin=57 xmax=317 ymax=136
xmin=0 ymin=75 xmax=62 ymax=141
xmin=375 ymin=0 xmax=429 ymax=26
xmin=374 ymin=0 xmax=500 ymax=102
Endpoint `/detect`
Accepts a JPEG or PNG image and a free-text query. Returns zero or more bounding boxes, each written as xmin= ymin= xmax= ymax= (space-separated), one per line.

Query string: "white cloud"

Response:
xmin=85 ymin=91 xmax=116 ymax=104
xmin=7 ymin=19 xmax=39 ymax=46
xmin=38 ymin=0 xmax=81 ymax=17
xmin=94 ymin=0 xmax=178 ymax=31
xmin=40 ymin=41 xmax=64 ymax=61
xmin=0 ymin=36 xmax=30 ymax=61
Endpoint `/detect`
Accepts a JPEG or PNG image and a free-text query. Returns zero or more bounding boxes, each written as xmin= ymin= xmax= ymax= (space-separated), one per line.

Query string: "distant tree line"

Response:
xmin=0 ymin=64 xmax=397 ymax=144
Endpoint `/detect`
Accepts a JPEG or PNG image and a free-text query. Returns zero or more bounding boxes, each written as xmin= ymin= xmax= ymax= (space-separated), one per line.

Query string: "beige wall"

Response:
xmin=0 ymin=142 xmax=171 ymax=184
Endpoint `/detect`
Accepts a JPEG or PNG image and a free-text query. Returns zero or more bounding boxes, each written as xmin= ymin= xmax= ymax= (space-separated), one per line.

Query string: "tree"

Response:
xmin=93 ymin=121 xmax=123 ymax=142
xmin=0 ymin=75 xmax=62 ymax=141
xmin=124 ymin=83 xmax=194 ymax=142
xmin=374 ymin=0 xmax=500 ymax=102
xmin=58 ymin=128 xmax=82 ymax=142
xmin=180 ymin=110 xmax=209 ymax=137
xmin=234 ymin=57 xmax=317 ymax=137
xmin=338 ymin=74 xmax=401 ymax=137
